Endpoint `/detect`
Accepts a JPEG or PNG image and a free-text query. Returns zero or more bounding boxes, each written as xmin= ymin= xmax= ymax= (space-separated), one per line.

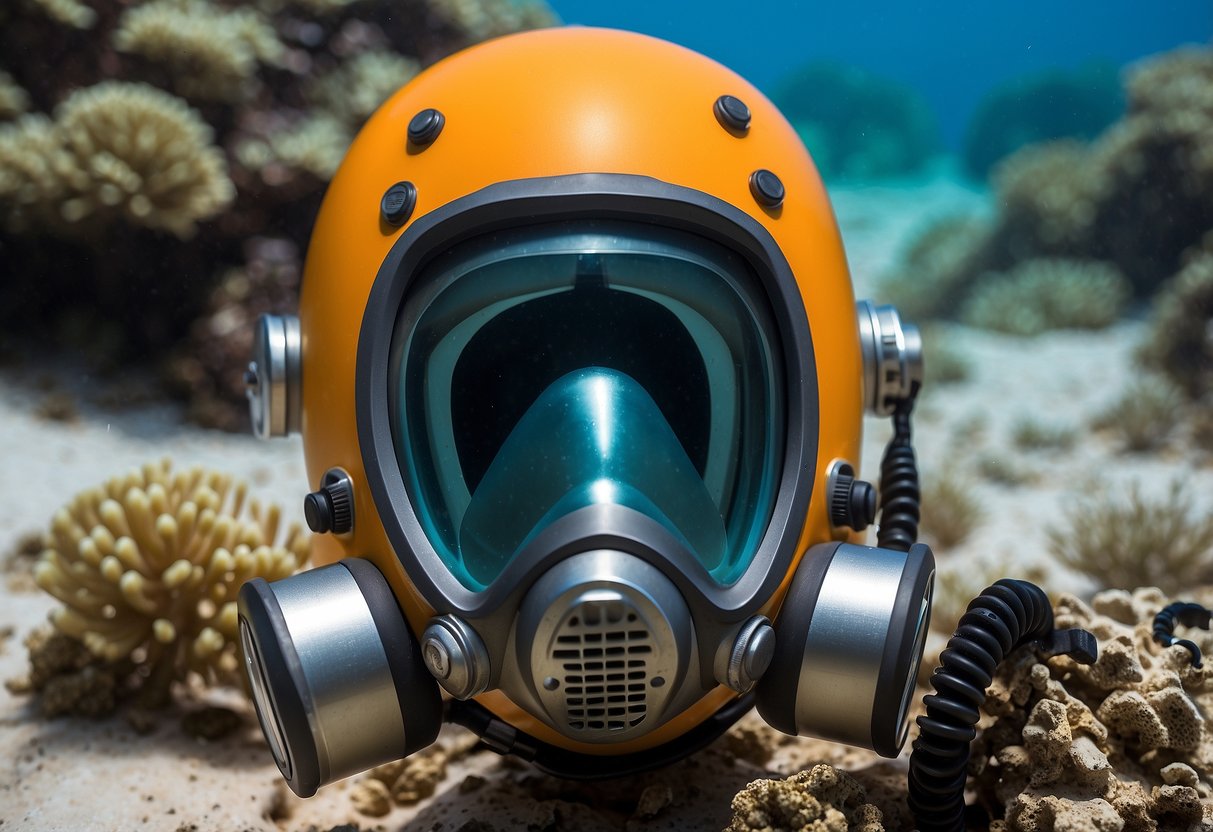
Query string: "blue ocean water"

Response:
xmin=547 ymin=0 xmax=1212 ymax=150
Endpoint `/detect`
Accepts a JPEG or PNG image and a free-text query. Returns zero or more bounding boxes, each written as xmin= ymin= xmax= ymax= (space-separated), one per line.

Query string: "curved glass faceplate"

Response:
xmin=389 ymin=221 xmax=785 ymax=590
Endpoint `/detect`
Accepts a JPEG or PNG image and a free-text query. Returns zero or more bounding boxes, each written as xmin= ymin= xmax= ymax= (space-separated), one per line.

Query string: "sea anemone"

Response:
xmin=34 ymin=459 xmax=310 ymax=704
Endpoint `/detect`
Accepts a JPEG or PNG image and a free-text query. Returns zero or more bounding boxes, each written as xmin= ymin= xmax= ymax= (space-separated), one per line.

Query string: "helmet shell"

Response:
xmin=298 ymin=26 xmax=862 ymax=753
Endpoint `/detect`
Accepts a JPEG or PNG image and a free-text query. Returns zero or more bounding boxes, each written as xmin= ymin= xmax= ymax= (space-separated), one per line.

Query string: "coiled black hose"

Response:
xmin=1153 ymin=601 xmax=1211 ymax=668
xmin=876 ymin=382 xmax=921 ymax=552
xmin=908 ymin=579 xmax=1097 ymax=832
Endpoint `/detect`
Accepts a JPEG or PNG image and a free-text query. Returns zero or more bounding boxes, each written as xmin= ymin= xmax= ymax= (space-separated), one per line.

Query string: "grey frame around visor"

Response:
xmin=356 ymin=173 xmax=818 ymax=619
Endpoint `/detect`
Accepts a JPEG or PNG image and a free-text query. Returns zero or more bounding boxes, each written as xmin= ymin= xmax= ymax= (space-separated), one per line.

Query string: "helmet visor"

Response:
xmin=389 ymin=220 xmax=785 ymax=590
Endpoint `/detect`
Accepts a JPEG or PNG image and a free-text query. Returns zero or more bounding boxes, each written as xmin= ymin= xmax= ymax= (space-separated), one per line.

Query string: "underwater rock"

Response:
xmin=960 ymin=259 xmax=1130 ymax=336
xmin=877 ymin=214 xmax=989 ymax=322
xmin=972 ymin=587 xmax=1213 ymax=831
xmin=770 ymin=61 xmax=940 ymax=181
xmin=32 ymin=459 xmax=310 ymax=705
xmin=725 ymin=764 xmax=884 ymax=832
xmin=963 ymin=62 xmax=1124 ymax=181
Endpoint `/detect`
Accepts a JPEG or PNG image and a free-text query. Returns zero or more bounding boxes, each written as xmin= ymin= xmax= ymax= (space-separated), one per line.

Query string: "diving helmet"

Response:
xmin=238 ymin=26 xmax=932 ymax=797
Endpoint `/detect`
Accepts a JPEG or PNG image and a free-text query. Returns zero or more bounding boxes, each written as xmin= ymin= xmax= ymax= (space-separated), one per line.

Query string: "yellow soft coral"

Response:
xmin=113 ymin=0 xmax=283 ymax=102
xmin=35 ymin=459 xmax=310 ymax=703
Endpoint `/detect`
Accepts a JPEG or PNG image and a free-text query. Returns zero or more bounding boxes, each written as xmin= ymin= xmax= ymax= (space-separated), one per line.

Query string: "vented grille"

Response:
xmin=550 ymin=598 xmax=653 ymax=733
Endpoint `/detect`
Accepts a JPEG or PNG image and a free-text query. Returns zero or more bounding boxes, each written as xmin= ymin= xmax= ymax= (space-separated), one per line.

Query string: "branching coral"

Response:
xmin=1138 ymin=240 xmax=1213 ymax=401
xmin=34 ymin=459 xmax=311 ymax=704
xmin=961 ymin=259 xmax=1129 ymax=336
xmin=113 ymin=0 xmax=283 ymax=103
xmin=1046 ymin=481 xmax=1213 ymax=593
xmin=0 ymin=82 xmax=235 ymax=238
xmin=725 ymin=765 xmax=885 ymax=832
xmin=972 ymin=588 xmax=1213 ymax=831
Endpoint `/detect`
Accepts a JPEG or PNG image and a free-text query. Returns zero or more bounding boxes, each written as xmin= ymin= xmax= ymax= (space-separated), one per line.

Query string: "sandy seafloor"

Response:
xmin=2 ymin=170 xmax=1210 ymax=831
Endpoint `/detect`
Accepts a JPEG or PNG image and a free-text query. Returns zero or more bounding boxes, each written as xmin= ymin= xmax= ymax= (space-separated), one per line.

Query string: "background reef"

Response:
xmin=0 ymin=0 xmax=555 ymax=428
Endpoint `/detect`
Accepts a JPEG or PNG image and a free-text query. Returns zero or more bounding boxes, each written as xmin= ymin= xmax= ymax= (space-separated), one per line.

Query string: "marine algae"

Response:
xmin=33 ymin=459 xmax=311 ymax=705
xmin=1047 ymin=481 xmax=1213 ymax=594
xmin=1138 ymin=239 xmax=1213 ymax=402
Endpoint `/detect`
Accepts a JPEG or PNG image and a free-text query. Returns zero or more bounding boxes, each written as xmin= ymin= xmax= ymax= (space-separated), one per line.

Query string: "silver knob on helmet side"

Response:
xmin=857 ymin=300 xmax=923 ymax=417
xmin=246 ymin=313 xmax=302 ymax=439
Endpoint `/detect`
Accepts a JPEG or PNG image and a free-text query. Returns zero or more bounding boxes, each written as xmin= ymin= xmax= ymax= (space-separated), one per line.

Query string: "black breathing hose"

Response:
xmin=908 ymin=580 xmax=1098 ymax=832
xmin=876 ymin=382 xmax=921 ymax=553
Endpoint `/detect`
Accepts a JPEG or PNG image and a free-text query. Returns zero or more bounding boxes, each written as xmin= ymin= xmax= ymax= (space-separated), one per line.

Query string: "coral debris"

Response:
xmin=973 ymin=587 xmax=1213 ymax=831
xmin=725 ymin=764 xmax=885 ymax=832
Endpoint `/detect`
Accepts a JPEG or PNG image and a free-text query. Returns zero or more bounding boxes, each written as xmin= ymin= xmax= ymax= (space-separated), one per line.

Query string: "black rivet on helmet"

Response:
xmin=714 ymin=95 xmax=751 ymax=135
xmin=380 ymin=181 xmax=417 ymax=227
xmin=749 ymin=169 xmax=785 ymax=208
xmin=408 ymin=108 xmax=445 ymax=147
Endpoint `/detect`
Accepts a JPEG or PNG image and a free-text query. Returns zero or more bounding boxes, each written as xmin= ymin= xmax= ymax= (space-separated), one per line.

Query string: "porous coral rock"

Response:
xmin=725 ymin=765 xmax=883 ymax=832
xmin=34 ymin=459 xmax=310 ymax=704
xmin=971 ymin=587 xmax=1213 ymax=831
xmin=5 ymin=628 xmax=130 ymax=717
xmin=114 ymin=0 xmax=284 ymax=102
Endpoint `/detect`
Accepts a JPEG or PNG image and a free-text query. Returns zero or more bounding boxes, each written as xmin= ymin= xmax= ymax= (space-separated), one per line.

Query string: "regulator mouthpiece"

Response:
xmin=237 ymin=559 xmax=441 ymax=797
xmin=756 ymin=542 xmax=935 ymax=757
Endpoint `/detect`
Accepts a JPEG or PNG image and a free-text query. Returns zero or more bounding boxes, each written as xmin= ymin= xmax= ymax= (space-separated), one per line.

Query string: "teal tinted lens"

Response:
xmin=390 ymin=221 xmax=783 ymax=590
xmin=460 ymin=368 xmax=727 ymax=587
